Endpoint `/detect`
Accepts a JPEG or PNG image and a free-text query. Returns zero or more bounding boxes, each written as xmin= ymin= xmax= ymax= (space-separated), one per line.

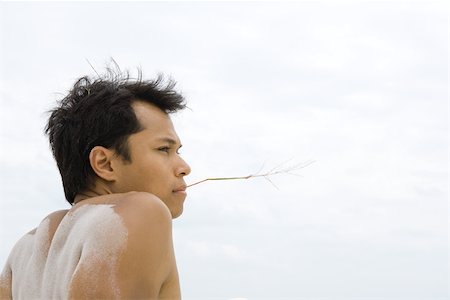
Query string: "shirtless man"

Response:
xmin=0 ymin=71 xmax=191 ymax=299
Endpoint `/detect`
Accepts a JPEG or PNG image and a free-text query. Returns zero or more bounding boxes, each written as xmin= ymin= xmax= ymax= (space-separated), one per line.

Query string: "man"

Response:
xmin=0 ymin=70 xmax=191 ymax=299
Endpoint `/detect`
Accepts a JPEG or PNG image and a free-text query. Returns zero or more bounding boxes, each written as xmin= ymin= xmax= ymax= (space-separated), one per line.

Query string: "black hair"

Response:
xmin=45 ymin=70 xmax=186 ymax=205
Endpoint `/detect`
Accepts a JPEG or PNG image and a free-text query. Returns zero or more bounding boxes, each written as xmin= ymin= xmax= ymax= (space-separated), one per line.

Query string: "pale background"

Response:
xmin=0 ymin=1 xmax=448 ymax=299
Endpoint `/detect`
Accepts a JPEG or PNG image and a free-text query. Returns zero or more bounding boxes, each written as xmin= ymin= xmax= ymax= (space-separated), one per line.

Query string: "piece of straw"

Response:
xmin=186 ymin=159 xmax=315 ymax=189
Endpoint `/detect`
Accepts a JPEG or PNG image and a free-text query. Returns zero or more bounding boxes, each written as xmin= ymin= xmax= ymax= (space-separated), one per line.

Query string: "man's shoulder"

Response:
xmin=66 ymin=192 xmax=172 ymax=251
xmin=113 ymin=192 xmax=173 ymax=246
xmin=70 ymin=192 xmax=176 ymax=298
xmin=75 ymin=192 xmax=171 ymax=227
xmin=115 ymin=192 xmax=176 ymax=297
xmin=114 ymin=191 xmax=172 ymax=220
xmin=75 ymin=192 xmax=173 ymax=252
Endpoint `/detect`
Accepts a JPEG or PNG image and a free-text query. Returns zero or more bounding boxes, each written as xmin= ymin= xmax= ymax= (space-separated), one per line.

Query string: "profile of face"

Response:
xmin=111 ymin=101 xmax=191 ymax=218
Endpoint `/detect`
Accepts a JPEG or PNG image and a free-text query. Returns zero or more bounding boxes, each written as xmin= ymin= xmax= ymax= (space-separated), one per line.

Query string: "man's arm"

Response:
xmin=118 ymin=192 xmax=179 ymax=298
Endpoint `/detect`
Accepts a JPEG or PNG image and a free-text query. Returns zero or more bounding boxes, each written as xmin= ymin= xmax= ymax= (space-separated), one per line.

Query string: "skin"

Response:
xmin=0 ymin=101 xmax=191 ymax=299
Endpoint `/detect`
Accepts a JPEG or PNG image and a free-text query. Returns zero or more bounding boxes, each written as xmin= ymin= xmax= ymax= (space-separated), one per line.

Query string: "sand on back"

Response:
xmin=0 ymin=200 xmax=128 ymax=299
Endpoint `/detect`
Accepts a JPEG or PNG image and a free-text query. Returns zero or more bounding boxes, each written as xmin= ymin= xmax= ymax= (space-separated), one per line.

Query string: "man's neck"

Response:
xmin=73 ymin=184 xmax=113 ymax=204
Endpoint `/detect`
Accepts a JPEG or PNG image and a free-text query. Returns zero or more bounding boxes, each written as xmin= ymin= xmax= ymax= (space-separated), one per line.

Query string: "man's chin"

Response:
xmin=171 ymin=207 xmax=183 ymax=219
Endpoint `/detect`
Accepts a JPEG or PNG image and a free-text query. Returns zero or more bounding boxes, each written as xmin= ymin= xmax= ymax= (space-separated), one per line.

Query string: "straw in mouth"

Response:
xmin=186 ymin=159 xmax=315 ymax=189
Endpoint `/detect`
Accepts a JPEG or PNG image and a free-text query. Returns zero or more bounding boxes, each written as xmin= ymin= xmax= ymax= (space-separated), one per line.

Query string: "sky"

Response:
xmin=0 ymin=1 xmax=448 ymax=299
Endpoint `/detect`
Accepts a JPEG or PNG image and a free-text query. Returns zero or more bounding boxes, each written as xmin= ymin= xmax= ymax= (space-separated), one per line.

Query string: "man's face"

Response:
xmin=112 ymin=101 xmax=191 ymax=218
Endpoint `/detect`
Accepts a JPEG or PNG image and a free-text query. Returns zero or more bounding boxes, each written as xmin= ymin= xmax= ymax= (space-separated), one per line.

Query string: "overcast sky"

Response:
xmin=0 ymin=1 xmax=448 ymax=299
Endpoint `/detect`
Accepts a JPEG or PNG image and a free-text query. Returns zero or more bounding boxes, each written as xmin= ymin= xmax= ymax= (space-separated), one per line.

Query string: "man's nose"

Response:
xmin=176 ymin=157 xmax=191 ymax=177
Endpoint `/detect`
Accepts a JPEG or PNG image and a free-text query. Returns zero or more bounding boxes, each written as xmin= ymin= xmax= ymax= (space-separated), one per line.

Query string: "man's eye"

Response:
xmin=157 ymin=146 xmax=182 ymax=155
xmin=158 ymin=146 xmax=170 ymax=153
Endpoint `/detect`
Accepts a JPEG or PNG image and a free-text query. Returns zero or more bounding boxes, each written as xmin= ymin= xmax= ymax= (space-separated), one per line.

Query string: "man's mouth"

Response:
xmin=173 ymin=185 xmax=187 ymax=193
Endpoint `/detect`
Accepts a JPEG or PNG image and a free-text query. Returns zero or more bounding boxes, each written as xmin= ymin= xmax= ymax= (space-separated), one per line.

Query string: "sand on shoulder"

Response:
xmin=4 ymin=198 xmax=128 ymax=299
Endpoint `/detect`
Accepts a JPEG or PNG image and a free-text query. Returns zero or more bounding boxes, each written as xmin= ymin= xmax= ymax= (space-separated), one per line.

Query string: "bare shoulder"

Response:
xmin=78 ymin=191 xmax=171 ymax=221
xmin=70 ymin=193 xmax=179 ymax=299
xmin=117 ymin=192 xmax=179 ymax=298
xmin=88 ymin=192 xmax=173 ymax=237
xmin=70 ymin=191 xmax=172 ymax=248
xmin=114 ymin=192 xmax=172 ymax=227
xmin=70 ymin=192 xmax=171 ymax=236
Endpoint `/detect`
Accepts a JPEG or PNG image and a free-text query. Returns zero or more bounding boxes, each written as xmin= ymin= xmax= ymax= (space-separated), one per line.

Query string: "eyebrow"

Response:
xmin=157 ymin=137 xmax=182 ymax=147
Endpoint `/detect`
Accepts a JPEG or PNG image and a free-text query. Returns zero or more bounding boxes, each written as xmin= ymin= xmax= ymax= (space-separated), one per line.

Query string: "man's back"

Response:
xmin=0 ymin=192 xmax=180 ymax=299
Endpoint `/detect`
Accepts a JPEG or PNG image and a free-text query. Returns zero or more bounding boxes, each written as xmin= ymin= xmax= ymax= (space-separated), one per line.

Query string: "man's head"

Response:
xmin=45 ymin=70 xmax=191 ymax=216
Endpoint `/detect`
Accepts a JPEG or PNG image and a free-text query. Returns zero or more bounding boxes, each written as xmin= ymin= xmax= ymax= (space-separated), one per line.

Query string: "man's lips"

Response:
xmin=173 ymin=185 xmax=187 ymax=193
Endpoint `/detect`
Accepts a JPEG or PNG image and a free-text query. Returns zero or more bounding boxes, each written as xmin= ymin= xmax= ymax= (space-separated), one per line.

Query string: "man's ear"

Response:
xmin=89 ymin=146 xmax=118 ymax=182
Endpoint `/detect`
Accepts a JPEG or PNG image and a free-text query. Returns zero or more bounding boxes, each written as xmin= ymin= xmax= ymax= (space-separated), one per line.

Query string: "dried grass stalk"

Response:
xmin=187 ymin=159 xmax=315 ymax=189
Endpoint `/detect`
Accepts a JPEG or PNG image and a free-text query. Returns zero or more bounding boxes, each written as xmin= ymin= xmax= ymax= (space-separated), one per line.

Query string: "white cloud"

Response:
xmin=1 ymin=1 xmax=448 ymax=298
